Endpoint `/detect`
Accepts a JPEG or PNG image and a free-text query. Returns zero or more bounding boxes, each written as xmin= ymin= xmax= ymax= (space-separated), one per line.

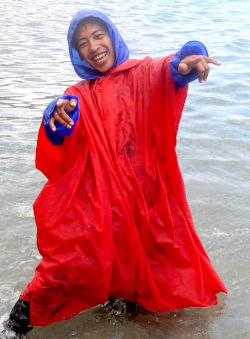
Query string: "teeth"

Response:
xmin=93 ymin=52 xmax=106 ymax=62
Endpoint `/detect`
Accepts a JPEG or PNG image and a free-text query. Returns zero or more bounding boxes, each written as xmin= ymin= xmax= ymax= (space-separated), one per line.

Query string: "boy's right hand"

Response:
xmin=49 ymin=98 xmax=77 ymax=132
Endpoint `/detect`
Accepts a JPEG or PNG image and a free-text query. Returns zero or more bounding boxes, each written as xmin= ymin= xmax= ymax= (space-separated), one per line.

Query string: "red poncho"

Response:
xmin=21 ymin=56 xmax=227 ymax=326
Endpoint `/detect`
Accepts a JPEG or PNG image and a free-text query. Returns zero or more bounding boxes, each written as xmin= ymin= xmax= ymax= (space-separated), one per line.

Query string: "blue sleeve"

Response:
xmin=170 ymin=41 xmax=209 ymax=89
xmin=43 ymin=94 xmax=80 ymax=145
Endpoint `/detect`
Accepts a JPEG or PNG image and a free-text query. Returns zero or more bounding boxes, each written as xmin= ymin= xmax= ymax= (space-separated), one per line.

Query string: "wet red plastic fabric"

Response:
xmin=21 ymin=56 xmax=227 ymax=326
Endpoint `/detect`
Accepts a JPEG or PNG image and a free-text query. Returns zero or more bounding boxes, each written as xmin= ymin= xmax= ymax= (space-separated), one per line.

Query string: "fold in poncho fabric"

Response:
xmin=20 ymin=56 xmax=227 ymax=326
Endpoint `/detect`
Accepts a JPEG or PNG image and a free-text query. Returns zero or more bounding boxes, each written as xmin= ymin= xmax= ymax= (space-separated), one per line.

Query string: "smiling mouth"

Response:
xmin=93 ymin=52 xmax=107 ymax=64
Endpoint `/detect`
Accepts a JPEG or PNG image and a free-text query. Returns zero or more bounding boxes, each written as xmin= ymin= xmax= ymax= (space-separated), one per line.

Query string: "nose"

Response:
xmin=88 ymin=38 xmax=99 ymax=53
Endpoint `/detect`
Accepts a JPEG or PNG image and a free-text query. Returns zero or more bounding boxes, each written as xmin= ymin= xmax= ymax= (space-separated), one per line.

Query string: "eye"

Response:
xmin=95 ymin=33 xmax=104 ymax=40
xmin=78 ymin=41 xmax=87 ymax=49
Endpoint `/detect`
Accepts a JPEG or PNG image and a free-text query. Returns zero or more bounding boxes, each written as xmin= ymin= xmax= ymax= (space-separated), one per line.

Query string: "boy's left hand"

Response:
xmin=178 ymin=55 xmax=221 ymax=83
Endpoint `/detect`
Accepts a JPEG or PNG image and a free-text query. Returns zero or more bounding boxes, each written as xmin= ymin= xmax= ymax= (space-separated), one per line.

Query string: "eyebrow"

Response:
xmin=77 ymin=29 xmax=106 ymax=45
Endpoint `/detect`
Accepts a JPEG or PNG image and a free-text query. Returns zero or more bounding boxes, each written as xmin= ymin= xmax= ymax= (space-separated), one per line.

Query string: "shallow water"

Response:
xmin=0 ymin=0 xmax=249 ymax=338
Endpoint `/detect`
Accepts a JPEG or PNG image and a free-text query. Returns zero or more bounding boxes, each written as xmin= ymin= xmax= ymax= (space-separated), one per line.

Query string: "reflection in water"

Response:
xmin=21 ymin=295 xmax=226 ymax=339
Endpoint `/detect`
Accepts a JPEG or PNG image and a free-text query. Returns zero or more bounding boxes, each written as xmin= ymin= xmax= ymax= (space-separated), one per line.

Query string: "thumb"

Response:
xmin=69 ymin=99 xmax=77 ymax=107
xmin=178 ymin=63 xmax=189 ymax=75
xmin=178 ymin=55 xmax=202 ymax=74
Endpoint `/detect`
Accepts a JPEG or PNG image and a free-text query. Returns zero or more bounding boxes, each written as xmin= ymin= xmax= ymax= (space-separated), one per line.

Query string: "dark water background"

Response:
xmin=0 ymin=0 xmax=249 ymax=338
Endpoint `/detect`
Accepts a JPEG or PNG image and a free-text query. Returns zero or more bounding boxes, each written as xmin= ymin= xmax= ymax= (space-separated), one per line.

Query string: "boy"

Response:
xmin=6 ymin=9 xmax=226 ymax=337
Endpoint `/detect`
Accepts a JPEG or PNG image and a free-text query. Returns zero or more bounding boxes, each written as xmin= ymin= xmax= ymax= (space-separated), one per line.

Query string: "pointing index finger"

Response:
xmin=56 ymin=98 xmax=65 ymax=108
xmin=203 ymin=56 xmax=221 ymax=66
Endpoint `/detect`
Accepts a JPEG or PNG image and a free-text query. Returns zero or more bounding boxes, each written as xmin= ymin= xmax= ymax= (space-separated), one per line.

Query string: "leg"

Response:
xmin=4 ymin=298 xmax=33 ymax=336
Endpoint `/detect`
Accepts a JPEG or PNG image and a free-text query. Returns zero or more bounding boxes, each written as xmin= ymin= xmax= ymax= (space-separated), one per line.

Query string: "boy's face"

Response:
xmin=74 ymin=20 xmax=115 ymax=74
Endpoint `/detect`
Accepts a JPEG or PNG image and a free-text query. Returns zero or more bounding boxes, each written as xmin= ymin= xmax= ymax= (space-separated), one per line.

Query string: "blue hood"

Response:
xmin=68 ymin=10 xmax=129 ymax=80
